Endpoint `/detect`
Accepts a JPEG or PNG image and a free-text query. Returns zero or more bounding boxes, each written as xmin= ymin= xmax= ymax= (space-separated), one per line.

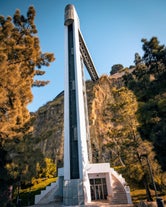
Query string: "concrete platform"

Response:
xmin=28 ymin=200 xmax=134 ymax=207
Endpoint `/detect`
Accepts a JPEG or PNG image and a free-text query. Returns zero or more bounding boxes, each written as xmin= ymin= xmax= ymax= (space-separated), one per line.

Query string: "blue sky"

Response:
xmin=1 ymin=0 xmax=166 ymax=112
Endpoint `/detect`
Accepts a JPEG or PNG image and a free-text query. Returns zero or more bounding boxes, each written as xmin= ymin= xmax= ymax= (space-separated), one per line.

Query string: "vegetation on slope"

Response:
xmin=0 ymin=5 xmax=166 ymax=204
xmin=124 ymin=37 xmax=166 ymax=172
xmin=0 ymin=6 xmax=55 ymax=206
xmin=5 ymin=37 xmax=166 ymax=205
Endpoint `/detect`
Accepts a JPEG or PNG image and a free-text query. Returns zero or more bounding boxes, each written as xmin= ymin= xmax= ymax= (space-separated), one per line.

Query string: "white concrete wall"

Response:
xmin=64 ymin=25 xmax=70 ymax=180
xmin=72 ymin=7 xmax=90 ymax=202
xmin=63 ymin=5 xmax=91 ymax=203
xmin=87 ymin=163 xmax=112 ymax=196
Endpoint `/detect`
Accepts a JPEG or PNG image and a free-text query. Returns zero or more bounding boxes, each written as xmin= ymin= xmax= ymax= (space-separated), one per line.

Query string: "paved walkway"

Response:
xmin=27 ymin=200 xmax=112 ymax=207
xmin=27 ymin=200 xmax=134 ymax=207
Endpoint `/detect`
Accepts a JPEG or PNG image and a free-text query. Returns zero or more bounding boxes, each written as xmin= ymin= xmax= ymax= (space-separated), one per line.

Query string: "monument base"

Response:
xmin=35 ymin=164 xmax=132 ymax=206
xmin=63 ymin=179 xmax=84 ymax=206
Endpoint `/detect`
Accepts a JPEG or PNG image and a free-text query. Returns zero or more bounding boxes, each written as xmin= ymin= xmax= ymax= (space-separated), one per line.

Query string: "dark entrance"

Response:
xmin=90 ymin=178 xmax=108 ymax=200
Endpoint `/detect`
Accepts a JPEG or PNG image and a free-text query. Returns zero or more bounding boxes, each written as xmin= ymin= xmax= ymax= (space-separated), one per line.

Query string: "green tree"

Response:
xmin=0 ymin=6 xmax=55 ymax=140
xmin=0 ymin=6 xmax=55 ymax=205
xmin=142 ymin=37 xmax=166 ymax=66
xmin=5 ymin=136 xmax=45 ymax=185
xmin=134 ymin=52 xmax=142 ymax=66
xmin=0 ymin=143 xmax=12 ymax=207
xmin=36 ymin=158 xmax=56 ymax=178
xmin=106 ymin=87 xmax=161 ymax=200
xmin=106 ymin=87 xmax=141 ymax=168
xmin=124 ymin=37 xmax=166 ymax=170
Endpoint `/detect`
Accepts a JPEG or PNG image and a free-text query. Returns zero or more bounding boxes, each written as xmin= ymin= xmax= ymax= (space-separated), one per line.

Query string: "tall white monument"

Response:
xmin=63 ymin=4 xmax=132 ymax=206
xmin=35 ymin=4 xmax=133 ymax=206
xmin=63 ymin=4 xmax=98 ymax=205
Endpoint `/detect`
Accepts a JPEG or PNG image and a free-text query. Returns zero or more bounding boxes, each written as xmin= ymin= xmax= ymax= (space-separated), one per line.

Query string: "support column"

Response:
xmin=63 ymin=4 xmax=91 ymax=205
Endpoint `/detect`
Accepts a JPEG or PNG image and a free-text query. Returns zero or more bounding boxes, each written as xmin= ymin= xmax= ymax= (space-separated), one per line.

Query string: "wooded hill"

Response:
xmin=0 ymin=6 xmax=166 ymax=205
xmin=26 ymin=37 xmax=166 ymax=193
xmin=5 ymin=38 xmax=166 ymax=186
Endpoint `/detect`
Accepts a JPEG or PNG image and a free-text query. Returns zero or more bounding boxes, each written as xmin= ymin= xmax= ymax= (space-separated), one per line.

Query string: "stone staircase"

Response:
xmin=110 ymin=174 xmax=128 ymax=204
xmin=35 ymin=181 xmax=59 ymax=204
xmin=109 ymin=169 xmax=133 ymax=205
xmin=34 ymin=167 xmax=133 ymax=206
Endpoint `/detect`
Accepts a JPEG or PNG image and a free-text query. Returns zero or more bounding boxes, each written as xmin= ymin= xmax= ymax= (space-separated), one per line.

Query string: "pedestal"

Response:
xmin=63 ymin=179 xmax=85 ymax=206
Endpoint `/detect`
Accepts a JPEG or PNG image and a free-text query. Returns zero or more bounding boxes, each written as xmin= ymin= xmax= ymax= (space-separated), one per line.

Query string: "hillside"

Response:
xmin=29 ymin=54 xmax=166 ymax=191
xmin=3 ymin=37 xmax=165 ymax=204
xmin=30 ymin=74 xmax=125 ymax=165
xmin=31 ymin=92 xmax=64 ymax=168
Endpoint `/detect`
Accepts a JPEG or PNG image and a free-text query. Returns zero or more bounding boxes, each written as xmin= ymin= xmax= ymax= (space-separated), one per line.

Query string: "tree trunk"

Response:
xmin=143 ymin=174 xmax=153 ymax=201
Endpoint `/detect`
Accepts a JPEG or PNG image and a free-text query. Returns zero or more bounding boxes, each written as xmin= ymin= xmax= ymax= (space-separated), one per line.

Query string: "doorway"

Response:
xmin=90 ymin=178 xmax=108 ymax=200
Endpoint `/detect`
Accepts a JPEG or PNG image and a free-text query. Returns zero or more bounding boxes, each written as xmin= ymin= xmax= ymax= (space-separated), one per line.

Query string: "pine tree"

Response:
xmin=106 ymin=87 xmax=161 ymax=200
xmin=0 ymin=6 xmax=55 ymax=140
xmin=124 ymin=37 xmax=166 ymax=170
xmin=142 ymin=37 xmax=166 ymax=66
xmin=0 ymin=7 xmax=55 ymax=205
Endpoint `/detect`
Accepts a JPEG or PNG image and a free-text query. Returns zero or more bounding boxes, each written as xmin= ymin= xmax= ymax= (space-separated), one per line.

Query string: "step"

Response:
xmin=35 ymin=182 xmax=58 ymax=204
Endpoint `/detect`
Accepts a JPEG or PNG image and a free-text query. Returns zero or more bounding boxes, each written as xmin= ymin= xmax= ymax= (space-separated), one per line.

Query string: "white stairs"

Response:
xmin=35 ymin=181 xmax=59 ymax=204
xmin=34 ymin=167 xmax=133 ymax=206
xmin=109 ymin=168 xmax=133 ymax=205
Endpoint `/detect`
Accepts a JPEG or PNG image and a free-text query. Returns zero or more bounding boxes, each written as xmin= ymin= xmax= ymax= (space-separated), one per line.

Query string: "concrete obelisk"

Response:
xmin=63 ymin=4 xmax=91 ymax=206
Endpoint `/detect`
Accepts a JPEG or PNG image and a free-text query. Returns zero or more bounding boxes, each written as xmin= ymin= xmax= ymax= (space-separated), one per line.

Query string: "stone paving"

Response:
xmin=27 ymin=200 xmax=110 ymax=206
xmin=27 ymin=200 xmax=134 ymax=207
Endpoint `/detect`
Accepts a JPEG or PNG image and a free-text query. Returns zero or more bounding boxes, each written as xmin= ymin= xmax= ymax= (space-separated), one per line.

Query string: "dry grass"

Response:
xmin=131 ymin=189 xmax=166 ymax=204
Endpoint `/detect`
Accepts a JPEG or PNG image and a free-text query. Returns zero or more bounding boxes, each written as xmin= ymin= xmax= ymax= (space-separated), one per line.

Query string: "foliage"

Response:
xmin=0 ymin=143 xmax=12 ymax=207
xmin=141 ymin=37 xmax=166 ymax=66
xmin=5 ymin=136 xmax=56 ymax=186
xmin=106 ymin=87 xmax=140 ymax=166
xmin=123 ymin=37 xmax=166 ymax=171
xmin=105 ymin=87 xmax=161 ymax=185
xmin=14 ymin=178 xmax=56 ymax=206
xmin=4 ymin=136 xmax=45 ymax=185
xmin=36 ymin=157 xmax=56 ymax=178
xmin=0 ymin=6 xmax=55 ymax=205
xmin=0 ymin=6 xmax=55 ymax=140
xmin=94 ymin=80 xmax=164 ymax=201
xmin=3 ymin=137 xmax=56 ymax=205
xmin=4 ymin=137 xmax=56 ymax=186
xmin=110 ymin=64 xmax=124 ymax=75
